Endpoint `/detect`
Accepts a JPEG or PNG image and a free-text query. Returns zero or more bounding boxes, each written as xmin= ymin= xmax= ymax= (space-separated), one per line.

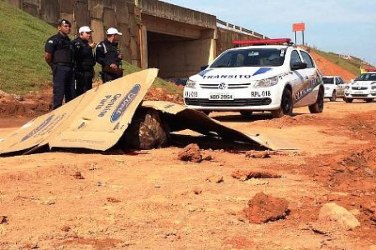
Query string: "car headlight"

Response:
xmin=253 ymin=76 xmax=279 ymax=88
xmin=371 ymin=82 xmax=376 ymax=89
xmin=185 ymin=79 xmax=197 ymax=89
xmin=345 ymin=85 xmax=350 ymax=89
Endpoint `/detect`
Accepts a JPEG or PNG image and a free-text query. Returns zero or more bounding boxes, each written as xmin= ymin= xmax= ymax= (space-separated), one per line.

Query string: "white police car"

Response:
xmin=184 ymin=38 xmax=324 ymax=118
xmin=323 ymin=76 xmax=346 ymax=101
xmin=343 ymin=72 xmax=376 ymax=103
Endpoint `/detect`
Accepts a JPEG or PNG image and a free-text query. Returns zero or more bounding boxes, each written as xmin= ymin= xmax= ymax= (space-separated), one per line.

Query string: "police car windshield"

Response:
xmin=355 ymin=73 xmax=376 ymax=81
xmin=210 ymin=48 xmax=285 ymax=68
xmin=322 ymin=77 xmax=335 ymax=84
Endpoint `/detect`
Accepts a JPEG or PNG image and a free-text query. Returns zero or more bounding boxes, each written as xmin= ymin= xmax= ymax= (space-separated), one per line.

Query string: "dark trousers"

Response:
xmin=52 ymin=64 xmax=75 ymax=110
xmin=101 ymin=72 xmax=118 ymax=83
xmin=75 ymin=70 xmax=93 ymax=97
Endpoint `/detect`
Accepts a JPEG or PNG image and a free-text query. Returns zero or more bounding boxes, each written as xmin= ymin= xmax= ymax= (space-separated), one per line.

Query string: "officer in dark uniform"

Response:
xmin=95 ymin=27 xmax=123 ymax=83
xmin=72 ymin=26 xmax=96 ymax=96
xmin=44 ymin=19 xmax=75 ymax=109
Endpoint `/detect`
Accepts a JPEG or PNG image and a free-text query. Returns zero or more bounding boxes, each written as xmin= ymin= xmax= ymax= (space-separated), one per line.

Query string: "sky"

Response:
xmin=161 ymin=0 xmax=376 ymax=66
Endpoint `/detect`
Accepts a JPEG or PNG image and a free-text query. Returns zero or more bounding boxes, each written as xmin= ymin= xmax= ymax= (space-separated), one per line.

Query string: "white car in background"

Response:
xmin=323 ymin=76 xmax=346 ymax=101
xmin=183 ymin=38 xmax=324 ymax=118
xmin=343 ymin=72 xmax=376 ymax=103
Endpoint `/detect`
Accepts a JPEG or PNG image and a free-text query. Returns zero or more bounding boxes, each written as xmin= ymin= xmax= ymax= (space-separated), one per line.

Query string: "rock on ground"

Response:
xmin=243 ymin=192 xmax=290 ymax=224
xmin=178 ymin=143 xmax=202 ymax=163
xmin=120 ymin=107 xmax=170 ymax=150
xmin=245 ymin=150 xmax=272 ymax=159
xmin=232 ymin=170 xmax=281 ymax=181
xmin=317 ymin=202 xmax=360 ymax=231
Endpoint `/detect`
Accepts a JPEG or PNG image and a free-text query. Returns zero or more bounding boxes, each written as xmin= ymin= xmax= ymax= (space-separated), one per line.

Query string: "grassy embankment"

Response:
xmin=310 ymin=48 xmax=366 ymax=76
xmin=0 ymin=0 xmax=181 ymax=95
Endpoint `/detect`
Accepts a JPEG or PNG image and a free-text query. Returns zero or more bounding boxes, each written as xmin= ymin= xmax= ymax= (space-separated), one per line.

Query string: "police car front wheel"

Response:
xmin=271 ymin=88 xmax=293 ymax=118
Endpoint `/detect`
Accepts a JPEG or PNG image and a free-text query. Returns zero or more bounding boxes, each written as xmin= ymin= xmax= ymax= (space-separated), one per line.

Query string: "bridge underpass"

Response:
xmin=138 ymin=2 xmax=217 ymax=79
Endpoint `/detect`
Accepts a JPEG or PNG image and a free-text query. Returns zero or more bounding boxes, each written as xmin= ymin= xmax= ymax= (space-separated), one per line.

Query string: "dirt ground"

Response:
xmin=1 ymin=99 xmax=376 ymax=249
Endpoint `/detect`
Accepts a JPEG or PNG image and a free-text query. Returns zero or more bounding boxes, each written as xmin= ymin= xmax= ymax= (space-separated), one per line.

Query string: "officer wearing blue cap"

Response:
xmin=44 ymin=19 xmax=75 ymax=109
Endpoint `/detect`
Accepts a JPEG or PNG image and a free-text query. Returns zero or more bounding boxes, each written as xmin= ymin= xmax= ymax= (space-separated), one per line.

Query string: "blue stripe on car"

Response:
xmin=253 ymin=68 xmax=272 ymax=76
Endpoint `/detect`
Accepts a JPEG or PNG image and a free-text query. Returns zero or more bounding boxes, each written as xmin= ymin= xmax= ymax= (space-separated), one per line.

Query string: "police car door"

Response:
xmin=294 ymin=50 xmax=319 ymax=107
xmin=289 ymin=49 xmax=305 ymax=106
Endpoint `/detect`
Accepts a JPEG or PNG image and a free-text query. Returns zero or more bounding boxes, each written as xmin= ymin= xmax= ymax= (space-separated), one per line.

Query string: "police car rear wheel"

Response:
xmin=309 ymin=88 xmax=324 ymax=113
xmin=365 ymin=99 xmax=373 ymax=103
xmin=271 ymin=88 xmax=293 ymax=118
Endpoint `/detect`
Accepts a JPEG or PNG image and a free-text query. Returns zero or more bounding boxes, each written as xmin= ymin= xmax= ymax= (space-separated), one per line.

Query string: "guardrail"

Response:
xmin=217 ymin=19 xmax=267 ymax=39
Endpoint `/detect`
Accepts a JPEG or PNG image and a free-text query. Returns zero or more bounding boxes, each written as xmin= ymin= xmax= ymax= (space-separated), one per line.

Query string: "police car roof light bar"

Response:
xmin=232 ymin=38 xmax=292 ymax=46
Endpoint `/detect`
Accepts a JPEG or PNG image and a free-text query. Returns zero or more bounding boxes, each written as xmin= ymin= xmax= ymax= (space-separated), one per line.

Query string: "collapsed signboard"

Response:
xmin=0 ymin=69 xmax=281 ymax=156
xmin=141 ymin=101 xmax=270 ymax=148
xmin=0 ymin=69 xmax=158 ymax=154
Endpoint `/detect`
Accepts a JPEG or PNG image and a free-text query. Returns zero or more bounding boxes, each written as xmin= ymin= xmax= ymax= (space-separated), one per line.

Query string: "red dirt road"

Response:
xmin=1 ymin=100 xmax=376 ymax=249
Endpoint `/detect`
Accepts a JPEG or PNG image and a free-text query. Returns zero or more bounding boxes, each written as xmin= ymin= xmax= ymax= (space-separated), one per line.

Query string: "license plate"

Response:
xmin=354 ymin=91 xmax=364 ymax=94
xmin=250 ymin=90 xmax=271 ymax=98
xmin=209 ymin=93 xmax=233 ymax=100
xmin=184 ymin=91 xmax=198 ymax=98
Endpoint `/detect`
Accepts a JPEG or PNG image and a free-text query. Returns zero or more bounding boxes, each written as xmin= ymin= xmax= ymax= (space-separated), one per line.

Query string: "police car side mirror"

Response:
xmin=291 ymin=62 xmax=307 ymax=71
xmin=200 ymin=65 xmax=209 ymax=71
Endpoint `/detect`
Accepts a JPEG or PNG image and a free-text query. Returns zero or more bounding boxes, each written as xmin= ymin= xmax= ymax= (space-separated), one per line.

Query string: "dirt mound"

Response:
xmin=243 ymin=192 xmax=290 ymax=224
xmin=0 ymin=90 xmax=51 ymax=117
xmin=341 ymin=147 xmax=376 ymax=170
xmin=144 ymin=87 xmax=183 ymax=104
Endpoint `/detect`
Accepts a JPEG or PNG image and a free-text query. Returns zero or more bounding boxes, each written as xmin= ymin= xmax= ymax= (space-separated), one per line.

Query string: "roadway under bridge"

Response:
xmin=7 ymin=0 xmax=267 ymax=78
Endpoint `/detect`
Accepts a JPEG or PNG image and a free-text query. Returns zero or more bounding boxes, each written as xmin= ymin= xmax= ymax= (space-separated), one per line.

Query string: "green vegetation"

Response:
xmin=309 ymin=47 xmax=366 ymax=76
xmin=0 ymin=0 xmax=55 ymax=94
xmin=0 ymin=0 xmax=182 ymax=95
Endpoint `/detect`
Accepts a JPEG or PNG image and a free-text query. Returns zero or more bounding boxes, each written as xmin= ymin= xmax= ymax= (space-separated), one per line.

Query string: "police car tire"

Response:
xmin=309 ymin=88 xmax=324 ymax=113
xmin=120 ymin=107 xmax=170 ymax=150
xmin=330 ymin=91 xmax=336 ymax=102
xmin=240 ymin=111 xmax=253 ymax=118
xmin=343 ymin=98 xmax=353 ymax=103
xmin=365 ymin=99 xmax=373 ymax=103
xmin=271 ymin=88 xmax=293 ymax=118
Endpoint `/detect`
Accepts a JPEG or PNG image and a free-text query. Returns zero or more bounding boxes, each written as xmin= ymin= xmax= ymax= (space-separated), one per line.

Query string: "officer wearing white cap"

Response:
xmin=44 ymin=19 xmax=75 ymax=109
xmin=72 ymin=26 xmax=96 ymax=96
xmin=95 ymin=27 xmax=123 ymax=83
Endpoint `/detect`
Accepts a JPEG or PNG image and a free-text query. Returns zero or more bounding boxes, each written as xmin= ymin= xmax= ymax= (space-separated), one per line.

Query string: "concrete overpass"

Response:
xmin=7 ymin=0 xmax=267 ymax=78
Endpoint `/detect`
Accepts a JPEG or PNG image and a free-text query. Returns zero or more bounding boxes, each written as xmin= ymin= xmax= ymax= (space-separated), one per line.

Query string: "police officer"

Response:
xmin=95 ymin=27 xmax=123 ymax=83
xmin=44 ymin=19 xmax=75 ymax=109
xmin=72 ymin=26 xmax=96 ymax=96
